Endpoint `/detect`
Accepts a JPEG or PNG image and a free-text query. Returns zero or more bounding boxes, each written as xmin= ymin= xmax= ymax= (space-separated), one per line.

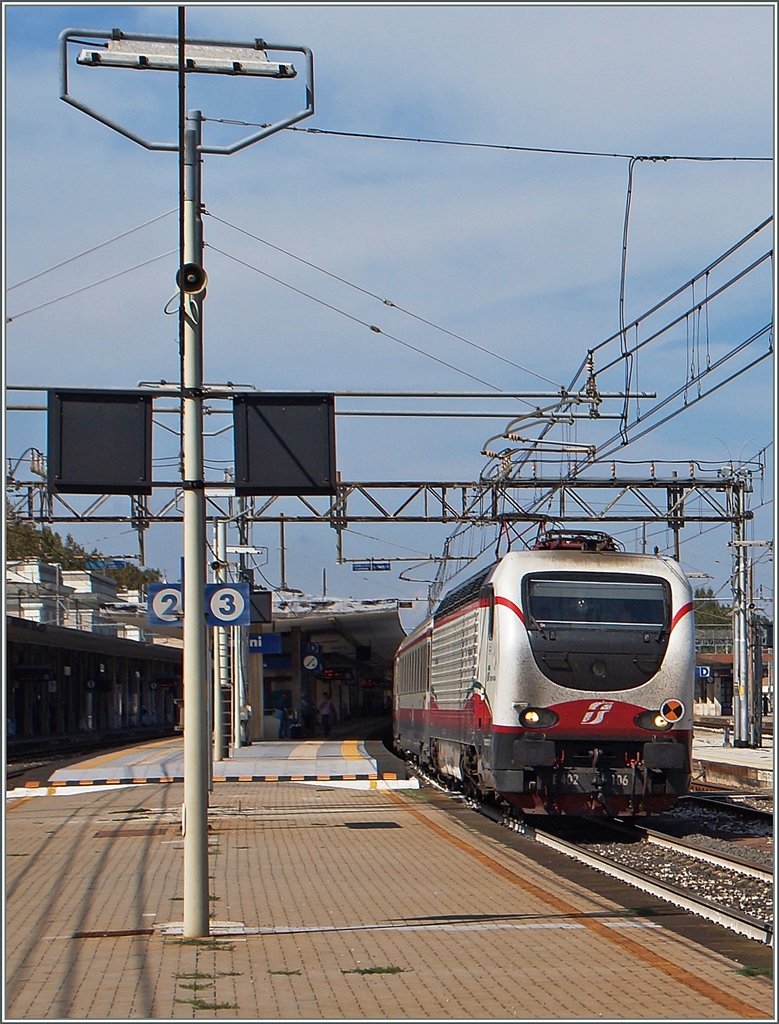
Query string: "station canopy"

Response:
xmin=103 ymin=592 xmax=409 ymax=673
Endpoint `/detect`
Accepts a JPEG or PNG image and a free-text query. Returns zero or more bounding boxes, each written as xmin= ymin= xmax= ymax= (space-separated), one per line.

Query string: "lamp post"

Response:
xmin=59 ymin=21 xmax=315 ymax=937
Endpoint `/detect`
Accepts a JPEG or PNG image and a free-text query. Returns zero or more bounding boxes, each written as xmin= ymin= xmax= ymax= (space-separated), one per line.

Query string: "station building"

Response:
xmin=5 ymin=558 xmax=409 ymax=745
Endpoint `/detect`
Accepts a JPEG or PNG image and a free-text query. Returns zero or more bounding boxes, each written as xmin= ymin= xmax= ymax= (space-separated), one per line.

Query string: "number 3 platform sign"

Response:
xmin=205 ymin=583 xmax=250 ymax=626
xmin=148 ymin=583 xmax=251 ymax=627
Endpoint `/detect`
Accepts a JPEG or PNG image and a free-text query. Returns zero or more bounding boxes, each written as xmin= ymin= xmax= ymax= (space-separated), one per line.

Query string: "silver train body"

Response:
xmin=393 ymin=539 xmax=695 ymax=816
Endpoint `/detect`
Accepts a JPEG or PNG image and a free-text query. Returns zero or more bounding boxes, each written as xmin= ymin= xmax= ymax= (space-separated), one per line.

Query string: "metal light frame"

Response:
xmin=59 ymin=27 xmax=314 ymax=153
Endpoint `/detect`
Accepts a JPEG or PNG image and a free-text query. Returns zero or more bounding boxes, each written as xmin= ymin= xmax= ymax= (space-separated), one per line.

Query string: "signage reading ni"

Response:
xmin=249 ymin=633 xmax=282 ymax=654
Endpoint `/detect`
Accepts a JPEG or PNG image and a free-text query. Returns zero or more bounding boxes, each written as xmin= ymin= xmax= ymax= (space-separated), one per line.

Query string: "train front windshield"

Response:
xmin=525 ymin=575 xmax=669 ymax=630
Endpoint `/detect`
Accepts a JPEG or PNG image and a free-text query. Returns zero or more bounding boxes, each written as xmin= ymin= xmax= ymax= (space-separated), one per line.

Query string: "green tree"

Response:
xmin=693 ymin=587 xmax=732 ymax=628
xmin=6 ymin=509 xmax=161 ymax=592
xmin=102 ymin=563 xmax=162 ymax=592
xmin=6 ymin=514 xmax=88 ymax=567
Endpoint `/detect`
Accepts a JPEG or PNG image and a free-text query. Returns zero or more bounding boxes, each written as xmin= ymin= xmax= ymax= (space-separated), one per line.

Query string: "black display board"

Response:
xmin=48 ymin=389 xmax=153 ymax=495
xmin=233 ymin=393 xmax=337 ymax=496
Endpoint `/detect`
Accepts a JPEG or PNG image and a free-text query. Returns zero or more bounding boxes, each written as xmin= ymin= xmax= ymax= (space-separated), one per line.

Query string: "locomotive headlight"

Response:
xmin=519 ymin=707 xmax=559 ymax=729
xmin=634 ymin=710 xmax=673 ymax=731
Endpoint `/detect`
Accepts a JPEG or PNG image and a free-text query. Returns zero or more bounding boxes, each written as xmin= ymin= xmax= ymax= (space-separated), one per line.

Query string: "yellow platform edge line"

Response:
xmin=340 ymin=739 xmax=362 ymax=760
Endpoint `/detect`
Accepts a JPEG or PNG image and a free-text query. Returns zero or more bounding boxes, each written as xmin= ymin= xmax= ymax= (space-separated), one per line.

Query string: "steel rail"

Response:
xmin=523 ymin=822 xmax=773 ymax=945
xmin=635 ymin=825 xmax=772 ymax=882
xmin=407 ymin=764 xmax=773 ymax=946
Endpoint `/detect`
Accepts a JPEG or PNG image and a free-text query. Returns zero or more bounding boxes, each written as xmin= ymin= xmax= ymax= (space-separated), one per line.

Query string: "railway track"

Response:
xmin=407 ymin=763 xmax=774 ymax=947
xmin=506 ymin=815 xmax=772 ymax=946
xmin=681 ymin=791 xmax=773 ymax=819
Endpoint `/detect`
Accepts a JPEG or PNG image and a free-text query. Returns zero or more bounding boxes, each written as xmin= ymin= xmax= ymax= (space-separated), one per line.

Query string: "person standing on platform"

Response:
xmin=318 ymin=692 xmax=337 ymax=737
xmin=300 ymin=696 xmax=315 ymax=736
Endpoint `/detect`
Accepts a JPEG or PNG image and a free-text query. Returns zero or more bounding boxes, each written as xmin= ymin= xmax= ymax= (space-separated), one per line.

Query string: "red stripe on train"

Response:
xmin=671 ymin=602 xmax=693 ymax=632
xmin=433 ymin=598 xmax=481 ymax=630
xmin=495 ymin=596 xmax=525 ymax=623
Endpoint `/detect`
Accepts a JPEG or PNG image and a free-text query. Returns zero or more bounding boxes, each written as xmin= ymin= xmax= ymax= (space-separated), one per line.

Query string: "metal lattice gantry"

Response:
xmin=6 ymin=463 xmax=759 ymax=532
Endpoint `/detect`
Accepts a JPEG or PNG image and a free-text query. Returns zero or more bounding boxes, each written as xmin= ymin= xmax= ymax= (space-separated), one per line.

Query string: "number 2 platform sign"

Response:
xmin=148 ymin=584 xmax=183 ymax=625
xmin=148 ymin=583 xmax=251 ymax=627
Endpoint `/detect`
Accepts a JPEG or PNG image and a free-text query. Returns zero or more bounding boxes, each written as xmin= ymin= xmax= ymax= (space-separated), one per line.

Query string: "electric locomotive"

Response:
xmin=393 ymin=531 xmax=694 ymax=816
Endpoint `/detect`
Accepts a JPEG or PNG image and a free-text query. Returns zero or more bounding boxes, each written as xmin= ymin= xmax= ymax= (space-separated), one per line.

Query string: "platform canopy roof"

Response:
xmin=273 ymin=594 xmax=409 ymax=671
xmin=101 ymin=592 xmax=409 ymax=672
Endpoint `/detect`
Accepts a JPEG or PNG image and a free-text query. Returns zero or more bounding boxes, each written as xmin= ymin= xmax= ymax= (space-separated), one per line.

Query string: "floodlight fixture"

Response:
xmin=77 ymin=37 xmax=296 ymax=78
xmin=59 ymin=27 xmax=314 ymax=153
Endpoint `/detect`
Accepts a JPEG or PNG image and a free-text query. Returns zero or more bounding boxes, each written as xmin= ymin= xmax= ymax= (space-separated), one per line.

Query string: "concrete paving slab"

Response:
xmin=692 ymin=730 xmax=774 ymax=788
xmin=5 ymin=779 xmax=773 ymax=1020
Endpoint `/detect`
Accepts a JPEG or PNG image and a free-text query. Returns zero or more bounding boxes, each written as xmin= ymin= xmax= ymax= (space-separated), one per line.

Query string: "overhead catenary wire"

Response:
xmin=343 ymin=527 xmax=433 ymax=558
xmin=205 ymin=211 xmax=562 ymax=389
xmin=618 ymin=158 xmax=637 ymax=442
xmin=496 ymin=219 xmax=773 ymax=478
xmin=203 ymin=119 xmax=772 ymax=162
xmin=6 ymin=209 xmax=176 ymax=291
xmin=586 ymin=218 xmax=773 ymax=362
xmin=205 ymin=242 xmax=504 ymax=392
xmin=5 ymin=250 xmax=178 ymax=323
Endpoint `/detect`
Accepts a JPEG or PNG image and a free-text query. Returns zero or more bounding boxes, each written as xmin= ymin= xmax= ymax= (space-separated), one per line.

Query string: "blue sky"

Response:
xmin=3 ymin=4 xmax=775 ymax=625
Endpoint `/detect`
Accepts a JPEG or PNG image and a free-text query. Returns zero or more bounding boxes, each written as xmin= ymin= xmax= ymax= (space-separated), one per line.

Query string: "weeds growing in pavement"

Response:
xmin=737 ymin=966 xmax=772 ymax=978
xmin=175 ymin=998 xmax=238 ymax=1010
xmin=170 ymin=938 xmax=235 ymax=952
xmin=175 ymin=971 xmax=242 ymax=980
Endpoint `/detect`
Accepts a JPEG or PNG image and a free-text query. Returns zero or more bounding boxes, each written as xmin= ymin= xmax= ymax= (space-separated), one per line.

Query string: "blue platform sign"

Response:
xmin=352 ymin=561 xmax=391 ymax=572
xmin=148 ymin=582 xmax=251 ymax=627
xmin=148 ymin=583 xmax=183 ymax=625
xmin=695 ymin=665 xmax=712 ymax=679
xmin=249 ymin=633 xmax=282 ymax=654
xmin=205 ymin=583 xmax=251 ymax=626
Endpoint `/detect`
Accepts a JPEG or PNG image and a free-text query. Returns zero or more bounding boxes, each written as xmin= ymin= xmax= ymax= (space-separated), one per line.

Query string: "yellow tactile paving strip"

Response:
xmin=74 ymin=737 xmax=181 ymax=769
xmin=40 ymin=737 xmax=393 ymax=787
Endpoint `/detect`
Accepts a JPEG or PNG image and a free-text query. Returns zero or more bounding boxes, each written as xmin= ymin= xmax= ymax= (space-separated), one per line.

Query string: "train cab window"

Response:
xmin=524 ymin=574 xmax=669 ymax=632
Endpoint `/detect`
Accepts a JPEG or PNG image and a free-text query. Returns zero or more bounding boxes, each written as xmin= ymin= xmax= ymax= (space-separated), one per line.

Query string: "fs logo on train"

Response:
xmin=581 ymin=701 xmax=614 ymax=725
